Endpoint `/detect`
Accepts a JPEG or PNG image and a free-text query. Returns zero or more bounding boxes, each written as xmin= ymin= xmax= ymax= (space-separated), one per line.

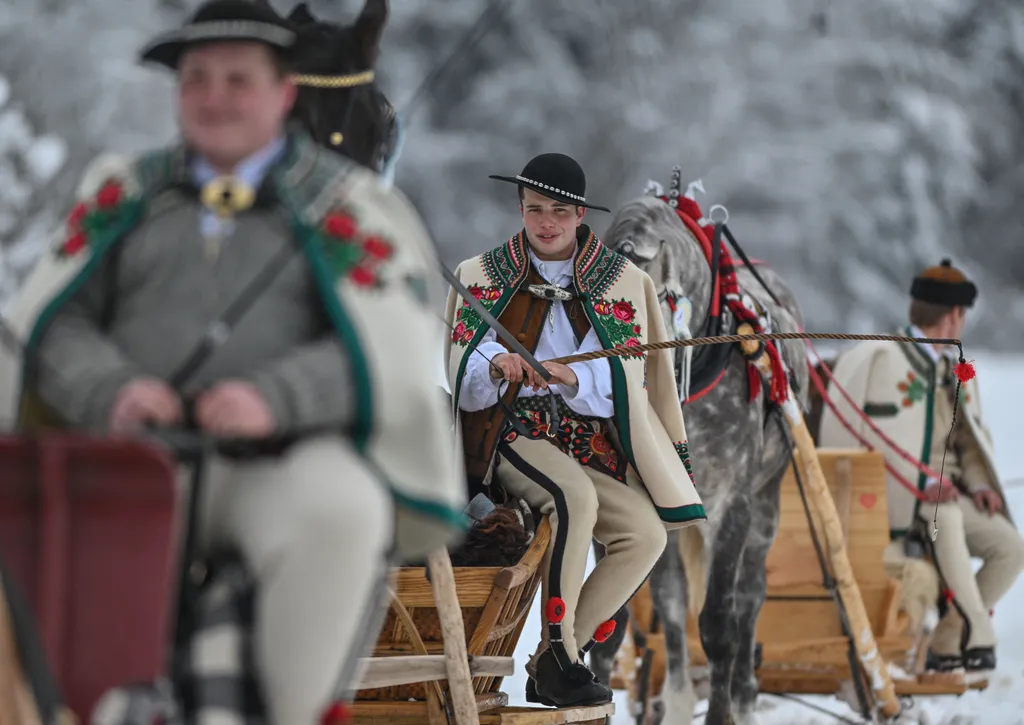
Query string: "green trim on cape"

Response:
xmin=657 ymin=503 xmax=707 ymax=523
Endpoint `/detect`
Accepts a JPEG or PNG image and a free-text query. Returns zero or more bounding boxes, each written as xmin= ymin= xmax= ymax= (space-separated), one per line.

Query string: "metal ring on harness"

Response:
xmin=708 ymin=204 xmax=729 ymax=225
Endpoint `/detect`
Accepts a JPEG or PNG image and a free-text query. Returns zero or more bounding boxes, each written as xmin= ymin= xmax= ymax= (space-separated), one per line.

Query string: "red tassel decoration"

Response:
xmin=747 ymin=364 xmax=761 ymax=402
xmin=953 ymin=359 xmax=976 ymax=383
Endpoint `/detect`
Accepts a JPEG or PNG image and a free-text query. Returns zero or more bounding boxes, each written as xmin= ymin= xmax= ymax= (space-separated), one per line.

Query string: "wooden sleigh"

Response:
xmin=0 ymin=433 xmax=615 ymax=725
xmin=610 ymin=448 xmax=989 ymax=717
xmin=352 ymin=515 xmax=615 ymax=725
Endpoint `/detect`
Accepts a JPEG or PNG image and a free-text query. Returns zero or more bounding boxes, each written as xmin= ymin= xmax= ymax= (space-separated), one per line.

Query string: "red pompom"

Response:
xmin=545 ymin=597 xmax=566 ymax=624
xmin=320 ymin=700 xmax=353 ymax=725
xmin=593 ymin=620 xmax=617 ymax=643
xmin=953 ymin=360 xmax=976 ymax=384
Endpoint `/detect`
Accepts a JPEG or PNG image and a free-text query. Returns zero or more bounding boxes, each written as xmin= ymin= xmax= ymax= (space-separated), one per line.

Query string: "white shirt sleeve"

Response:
xmin=456 ymin=327 xmax=508 ymax=412
xmin=555 ymin=326 xmax=615 ymax=419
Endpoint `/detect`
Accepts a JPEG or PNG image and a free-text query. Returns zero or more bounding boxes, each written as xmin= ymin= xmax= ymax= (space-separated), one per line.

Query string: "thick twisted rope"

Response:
xmin=547 ymin=331 xmax=966 ymax=365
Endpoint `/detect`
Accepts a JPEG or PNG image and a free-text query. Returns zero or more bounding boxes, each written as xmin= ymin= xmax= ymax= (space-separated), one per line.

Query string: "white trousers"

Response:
xmin=180 ymin=434 xmax=395 ymax=724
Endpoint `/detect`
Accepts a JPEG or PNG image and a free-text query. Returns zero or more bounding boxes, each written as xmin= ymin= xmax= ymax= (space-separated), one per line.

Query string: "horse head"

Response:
xmin=278 ymin=0 xmax=400 ymax=174
xmin=604 ymin=190 xmax=714 ymax=339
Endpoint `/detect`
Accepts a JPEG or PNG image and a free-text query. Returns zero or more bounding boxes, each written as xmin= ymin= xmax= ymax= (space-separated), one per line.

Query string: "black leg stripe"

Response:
xmin=499 ymin=440 xmax=576 ymax=668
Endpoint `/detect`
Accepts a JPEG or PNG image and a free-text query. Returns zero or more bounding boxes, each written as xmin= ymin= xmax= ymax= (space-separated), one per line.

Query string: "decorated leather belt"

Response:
xmin=505 ymin=395 xmax=628 ymax=483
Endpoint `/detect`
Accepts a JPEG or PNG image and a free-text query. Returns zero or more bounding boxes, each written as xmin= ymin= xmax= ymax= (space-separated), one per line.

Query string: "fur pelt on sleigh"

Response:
xmin=447 ymin=494 xmax=533 ymax=568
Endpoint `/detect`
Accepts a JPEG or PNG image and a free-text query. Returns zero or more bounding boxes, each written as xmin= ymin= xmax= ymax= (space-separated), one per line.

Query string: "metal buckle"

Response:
xmin=527 ymin=284 xmax=573 ymax=302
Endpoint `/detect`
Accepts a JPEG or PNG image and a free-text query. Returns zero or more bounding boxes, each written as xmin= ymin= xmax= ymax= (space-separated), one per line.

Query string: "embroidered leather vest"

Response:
xmin=460 ymin=265 xmax=592 ymax=483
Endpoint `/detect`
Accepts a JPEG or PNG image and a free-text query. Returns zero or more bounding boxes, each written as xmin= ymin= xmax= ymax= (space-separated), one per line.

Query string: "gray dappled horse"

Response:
xmin=590 ymin=189 xmax=809 ymax=725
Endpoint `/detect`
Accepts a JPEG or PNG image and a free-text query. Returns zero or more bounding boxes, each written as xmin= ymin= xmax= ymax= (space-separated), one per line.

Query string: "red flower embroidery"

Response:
xmin=624 ymin=338 xmax=640 ymax=347
xmin=67 ymin=202 xmax=88 ymax=229
xmin=362 ymin=236 xmax=392 ymax=260
xmin=484 ymin=287 xmax=502 ymax=301
xmin=350 ymin=266 xmax=376 ymax=287
xmin=62 ymin=232 xmax=87 ymax=256
xmin=594 ymin=301 xmax=612 ymax=315
xmin=468 ymin=284 xmax=484 ymax=300
xmin=95 ymin=181 xmax=122 ymax=209
xmin=324 ymin=213 xmax=358 ymax=239
xmin=612 ymin=301 xmax=635 ymax=322
xmin=633 ymin=324 xmax=641 ymax=334
xmin=590 ymin=433 xmax=612 ymax=455
xmin=452 ymin=321 xmax=467 ymax=341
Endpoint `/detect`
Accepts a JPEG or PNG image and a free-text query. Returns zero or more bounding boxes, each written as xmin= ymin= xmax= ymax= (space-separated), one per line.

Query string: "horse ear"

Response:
xmin=354 ymin=0 xmax=388 ymax=64
xmin=287 ymin=2 xmax=317 ymax=25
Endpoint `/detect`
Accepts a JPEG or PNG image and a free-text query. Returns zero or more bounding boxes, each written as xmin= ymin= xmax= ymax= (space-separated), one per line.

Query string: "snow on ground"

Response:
xmin=505 ymin=351 xmax=1024 ymax=724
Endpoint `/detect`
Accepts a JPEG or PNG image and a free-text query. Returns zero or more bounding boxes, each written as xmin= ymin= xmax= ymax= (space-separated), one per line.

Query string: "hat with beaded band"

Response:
xmin=139 ymin=0 xmax=298 ymax=71
xmin=489 ymin=153 xmax=610 ymax=212
xmin=910 ymin=258 xmax=978 ymax=308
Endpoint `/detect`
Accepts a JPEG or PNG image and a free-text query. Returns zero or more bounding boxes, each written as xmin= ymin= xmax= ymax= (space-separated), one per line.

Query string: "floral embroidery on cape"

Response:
xmin=451 ymin=284 xmax=503 ymax=346
xmin=674 ymin=441 xmax=695 ymax=484
xmin=897 ymin=371 xmax=927 ymax=408
xmin=593 ymin=298 xmax=645 ymax=359
xmin=319 ymin=209 xmax=395 ymax=289
xmin=57 ymin=179 xmax=127 ymax=258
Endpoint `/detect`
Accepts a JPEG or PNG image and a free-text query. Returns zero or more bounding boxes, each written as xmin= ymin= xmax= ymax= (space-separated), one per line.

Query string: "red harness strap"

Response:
xmin=660 ymin=194 xmax=790 ymax=404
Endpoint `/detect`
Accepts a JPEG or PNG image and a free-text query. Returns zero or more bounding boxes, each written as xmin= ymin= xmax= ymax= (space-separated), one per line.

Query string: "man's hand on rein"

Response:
xmin=491 ymin=352 xmax=548 ymax=391
xmin=541 ymin=361 xmax=578 ymax=388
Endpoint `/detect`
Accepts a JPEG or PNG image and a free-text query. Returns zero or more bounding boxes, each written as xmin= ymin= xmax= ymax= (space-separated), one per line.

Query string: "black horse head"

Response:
xmin=260 ymin=0 xmax=400 ymax=173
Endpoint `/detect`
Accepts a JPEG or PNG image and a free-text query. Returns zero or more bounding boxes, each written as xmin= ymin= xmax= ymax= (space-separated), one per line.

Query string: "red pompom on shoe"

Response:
xmin=954 ymin=359 xmax=976 ymax=383
xmin=594 ymin=620 xmax=617 ymax=643
xmin=320 ymin=700 xmax=353 ymax=725
xmin=545 ymin=597 xmax=566 ymax=624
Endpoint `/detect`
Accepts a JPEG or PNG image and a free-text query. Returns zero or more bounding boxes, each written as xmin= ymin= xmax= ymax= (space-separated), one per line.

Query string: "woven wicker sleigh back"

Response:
xmin=354 ymin=517 xmax=551 ymax=718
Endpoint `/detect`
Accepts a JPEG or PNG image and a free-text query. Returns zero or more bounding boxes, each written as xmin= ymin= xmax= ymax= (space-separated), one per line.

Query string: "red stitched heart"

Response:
xmin=859 ymin=493 xmax=877 ymax=509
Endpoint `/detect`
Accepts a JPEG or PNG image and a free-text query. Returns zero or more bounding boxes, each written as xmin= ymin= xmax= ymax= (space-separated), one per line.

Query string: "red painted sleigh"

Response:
xmin=0 ymin=433 xmax=179 ymax=721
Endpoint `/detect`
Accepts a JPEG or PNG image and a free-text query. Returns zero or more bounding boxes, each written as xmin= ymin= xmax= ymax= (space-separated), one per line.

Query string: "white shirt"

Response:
xmin=458 ymin=246 xmax=615 ymax=418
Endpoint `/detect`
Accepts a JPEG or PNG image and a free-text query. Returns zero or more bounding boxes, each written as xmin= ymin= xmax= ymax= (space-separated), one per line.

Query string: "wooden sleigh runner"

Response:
xmin=609 ymin=448 xmax=989 ymax=718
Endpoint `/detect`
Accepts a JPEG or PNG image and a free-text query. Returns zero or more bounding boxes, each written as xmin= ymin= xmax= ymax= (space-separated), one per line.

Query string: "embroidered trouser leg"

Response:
xmin=190 ymin=434 xmax=395 ymax=725
xmin=923 ymin=497 xmax=1024 ymax=653
xmin=496 ymin=436 xmax=666 ymax=663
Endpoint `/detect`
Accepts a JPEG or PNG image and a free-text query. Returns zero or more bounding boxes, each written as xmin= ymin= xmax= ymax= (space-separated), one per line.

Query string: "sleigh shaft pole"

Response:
xmin=736 ymin=324 xmax=900 ymax=719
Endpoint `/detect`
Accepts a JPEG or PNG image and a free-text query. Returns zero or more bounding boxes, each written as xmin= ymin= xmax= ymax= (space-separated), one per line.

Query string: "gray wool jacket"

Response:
xmin=33 ymin=191 xmax=353 ymax=433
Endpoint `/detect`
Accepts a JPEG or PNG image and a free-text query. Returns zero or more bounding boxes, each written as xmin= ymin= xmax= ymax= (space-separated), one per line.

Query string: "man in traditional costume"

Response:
xmin=819 ymin=259 xmax=1024 ymax=674
xmin=444 ymin=153 xmax=706 ymax=707
xmin=0 ymin=2 xmax=466 ymax=722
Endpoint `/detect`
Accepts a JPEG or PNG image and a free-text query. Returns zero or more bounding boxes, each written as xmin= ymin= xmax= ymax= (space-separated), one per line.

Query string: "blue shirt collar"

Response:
xmin=190 ymin=135 xmax=288 ymax=190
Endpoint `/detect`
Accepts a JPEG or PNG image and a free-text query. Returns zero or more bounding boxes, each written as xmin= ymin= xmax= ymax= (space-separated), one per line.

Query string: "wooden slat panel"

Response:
xmin=394 ymin=567 xmax=501 ymax=608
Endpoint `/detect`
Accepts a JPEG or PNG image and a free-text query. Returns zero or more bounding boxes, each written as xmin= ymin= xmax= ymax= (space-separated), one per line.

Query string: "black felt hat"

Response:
xmin=489 ymin=153 xmax=610 ymax=212
xmin=910 ymin=258 xmax=978 ymax=308
xmin=139 ymin=0 xmax=298 ymax=71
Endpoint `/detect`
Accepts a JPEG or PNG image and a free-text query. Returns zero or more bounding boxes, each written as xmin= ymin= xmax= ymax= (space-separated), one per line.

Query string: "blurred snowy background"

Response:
xmin=1 ymin=0 xmax=1023 ymax=348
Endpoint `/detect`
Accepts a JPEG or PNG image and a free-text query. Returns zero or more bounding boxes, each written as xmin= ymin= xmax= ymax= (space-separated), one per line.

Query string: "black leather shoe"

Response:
xmin=530 ymin=649 xmax=613 ymax=708
xmin=963 ymin=647 xmax=996 ymax=672
xmin=525 ymin=677 xmax=555 ymax=707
